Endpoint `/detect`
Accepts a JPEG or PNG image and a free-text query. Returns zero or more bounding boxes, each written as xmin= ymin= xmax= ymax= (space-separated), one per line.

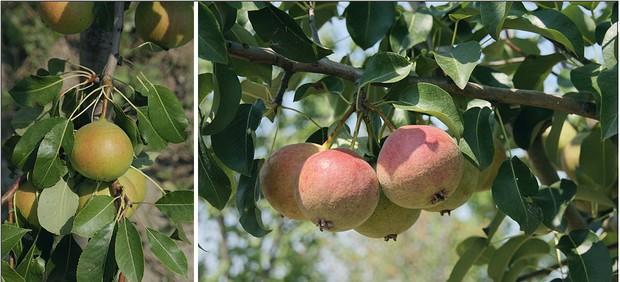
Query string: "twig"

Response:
xmin=323 ymin=106 xmax=355 ymax=149
xmin=367 ymin=104 xmax=397 ymax=131
xmin=1 ymin=176 xmax=22 ymax=206
xmin=226 ymin=42 xmax=598 ymax=119
xmin=274 ymin=71 xmax=293 ymax=108
xmin=100 ymin=2 xmax=125 ymax=119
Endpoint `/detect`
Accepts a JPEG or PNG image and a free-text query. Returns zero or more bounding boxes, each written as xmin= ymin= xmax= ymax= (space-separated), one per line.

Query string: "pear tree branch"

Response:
xmin=226 ymin=42 xmax=598 ymax=119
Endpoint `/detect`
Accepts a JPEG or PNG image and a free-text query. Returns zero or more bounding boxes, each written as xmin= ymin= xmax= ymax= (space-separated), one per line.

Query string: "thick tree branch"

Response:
xmin=101 ymin=2 xmax=124 ymax=118
xmin=227 ymin=42 xmax=598 ymax=119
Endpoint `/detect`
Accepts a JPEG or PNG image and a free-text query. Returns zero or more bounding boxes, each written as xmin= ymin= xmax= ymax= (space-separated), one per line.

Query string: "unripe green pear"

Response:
xmin=354 ymin=191 xmax=420 ymax=241
xmin=135 ymin=2 xmax=193 ymax=49
xmin=39 ymin=2 xmax=94 ymax=34
xmin=476 ymin=138 xmax=506 ymax=192
xmin=14 ymin=181 xmax=40 ymax=227
xmin=560 ymin=138 xmax=580 ymax=180
xmin=425 ymin=159 xmax=479 ymax=213
xmin=377 ymin=125 xmax=463 ymax=208
xmin=296 ymin=148 xmax=380 ymax=232
xmin=70 ymin=119 xmax=134 ymax=182
xmin=260 ymin=143 xmax=323 ymax=220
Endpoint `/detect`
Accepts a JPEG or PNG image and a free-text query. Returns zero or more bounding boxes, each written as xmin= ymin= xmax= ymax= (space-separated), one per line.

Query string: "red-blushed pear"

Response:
xmin=14 ymin=181 xmax=40 ymax=227
xmin=70 ymin=119 xmax=134 ymax=182
xmin=376 ymin=125 xmax=463 ymax=209
xmin=39 ymin=2 xmax=94 ymax=34
xmin=260 ymin=143 xmax=323 ymax=220
xmin=135 ymin=2 xmax=193 ymax=49
xmin=296 ymin=148 xmax=380 ymax=231
xmin=354 ymin=191 xmax=420 ymax=241
xmin=425 ymin=159 xmax=479 ymax=214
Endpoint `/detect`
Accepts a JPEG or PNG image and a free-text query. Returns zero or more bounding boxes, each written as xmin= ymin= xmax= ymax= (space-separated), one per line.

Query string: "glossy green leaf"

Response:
xmin=306 ymin=127 xmax=329 ymax=144
xmin=463 ymin=107 xmax=494 ymax=170
xmin=31 ymin=118 xmax=72 ymax=189
xmin=358 ymin=52 xmax=412 ymax=88
xmin=570 ymin=64 xmax=601 ymax=95
xmin=136 ymin=106 xmax=167 ymax=151
xmin=145 ymin=84 xmax=188 ymax=143
xmin=2 ymin=260 xmax=25 ymax=282
xmin=597 ymin=65 xmax=618 ymax=139
xmin=212 ymin=103 xmax=264 ymax=176
xmin=208 ymin=2 xmax=237 ymax=31
xmin=145 ymin=228 xmax=188 ymax=275
xmin=115 ymin=219 xmax=144 ymax=282
xmin=448 ymin=237 xmax=489 ymax=282
xmin=46 ymin=236 xmax=81 ymax=282
xmin=198 ymin=73 xmax=213 ymax=103
xmin=72 ymin=195 xmax=116 ymax=238
xmin=9 ymin=75 xmax=62 ymax=107
xmin=237 ymin=159 xmax=270 ymax=237
xmin=513 ymin=53 xmax=565 ymax=91
xmin=294 ymin=76 xmax=344 ymax=101
xmin=389 ymin=11 xmax=433 ymax=53
xmin=225 ymin=24 xmax=272 ymax=84
xmin=37 ymin=179 xmax=79 ymax=235
xmin=492 ymin=157 xmax=542 ymax=234
xmin=434 ymin=41 xmax=481 ymax=89
xmin=113 ymin=104 xmax=140 ymax=152
xmin=1 ymin=224 xmax=30 ymax=257
xmin=386 ymin=82 xmax=463 ymax=138
xmin=557 ymin=230 xmax=613 ymax=282
xmin=562 ymin=4 xmax=596 ymax=45
xmin=198 ymin=2 xmax=228 ymax=63
xmin=76 ymin=222 xmax=115 ymax=282
xmin=345 ymin=2 xmax=396 ymax=49
xmin=533 ymin=181 xmax=577 ymax=232
xmin=504 ymin=9 xmax=584 ymax=58
xmin=204 ymin=64 xmax=242 ymax=135
xmin=601 ymin=23 xmax=617 ymax=69
xmin=198 ymin=137 xmax=231 ymax=210
xmin=241 ymin=79 xmax=272 ymax=104
xmin=10 ymin=118 xmax=64 ymax=170
xmin=480 ymin=2 xmax=510 ymax=39
xmin=248 ymin=5 xmax=331 ymax=63
xmin=155 ymin=191 xmax=194 ymax=223
xmin=11 ymin=107 xmax=42 ymax=132
xmin=512 ymin=106 xmax=553 ymax=150
xmin=456 ymin=236 xmax=496 ymax=266
xmin=487 ymin=235 xmax=529 ymax=281
xmin=15 ymin=233 xmax=44 ymax=282
xmin=577 ymin=126 xmax=618 ymax=194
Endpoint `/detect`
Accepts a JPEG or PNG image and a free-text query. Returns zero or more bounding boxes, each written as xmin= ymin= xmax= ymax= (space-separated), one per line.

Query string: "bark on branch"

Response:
xmin=227 ymin=42 xmax=598 ymax=119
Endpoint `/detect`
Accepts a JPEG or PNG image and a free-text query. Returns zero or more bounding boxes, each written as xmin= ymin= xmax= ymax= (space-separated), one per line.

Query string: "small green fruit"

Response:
xmin=425 ymin=159 xmax=479 ymax=213
xmin=354 ymin=192 xmax=420 ymax=241
xmin=39 ymin=2 xmax=94 ymax=34
xmin=135 ymin=2 xmax=193 ymax=49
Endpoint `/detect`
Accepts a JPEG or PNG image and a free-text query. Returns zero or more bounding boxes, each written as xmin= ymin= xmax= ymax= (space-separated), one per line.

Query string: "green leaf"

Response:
xmin=463 ymin=107 xmax=494 ymax=170
xmin=11 ymin=107 xmax=42 ymax=132
xmin=512 ymin=106 xmax=553 ymax=150
xmin=198 ymin=73 xmax=213 ymax=103
xmin=543 ymin=112 xmax=568 ymax=165
xmin=345 ymin=2 xmax=396 ymax=49
xmin=155 ymin=191 xmax=193 ymax=223
xmin=570 ymin=64 xmax=601 ymax=95
xmin=492 ymin=157 xmax=542 ymax=234
xmin=212 ymin=103 xmax=264 ymax=176
xmin=601 ymin=23 xmax=617 ymax=69
xmin=11 ymin=118 xmax=64 ymax=170
xmin=557 ymin=230 xmax=613 ymax=282
xmin=562 ymin=4 xmax=596 ymax=45
xmin=241 ymin=79 xmax=272 ymax=104
xmin=577 ymin=126 xmax=618 ymax=194
xmin=293 ymin=76 xmax=344 ymax=101
xmin=115 ymin=219 xmax=144 ymax=282
xmin=145 ymin=228 xmax=188 ymax=275
xmin=46 ymin=236 xmax=81 ymax=282
xmin=504 ymin=8 xmax=584 ymax=58
xmin=386 ymin=82 xmax=464 ymax=138
xmin=37 ymin=179 xmax=79 ymax=235
xmin=533 ymin=180 xmax=577 ymax=232
xmin=434 ymin=41 xmax=481 ymax=89
xmin=72 ymin=195 xmax=116 ymax=238
xmin=113 ymin=103 xmax=140 ymax=152
xmin=145 ymin=84 xmax=188 ymax=143
xmin=480 ymin=2 xmax=511 ymax=39
xmin=204 ymin=64 xmax=242 ymax=135
xmin=198 ymin=2 xmax=228 ymax=63
xmin=237 ymin=159 xmax=270 ymax=237
xmin=487 ymin=235 xmax=529 ymax=281
xmin=248 ymin=5 xmax=331 ymax=63
xmin=31 ymin=118 xmax=72 ymax=188
xmin=198 ymin=138 xmax=231 ymax=210
xmin=358 ymin=52 xmax=412 ymax=88
xmin=456 ymin=236 xmax=496 ymax=265
xmin=597 ymin=65 xmax=618 ymax=139
xmin=513 ymin=53 xmax=565 ymax=91
xmin=2 ymin=260 xmax=25 ymax=282
xmin=9 ymin=75 xmax=62 ymax=107
xmin=208 ymin=2 xmax=237 ymax=32
xmin=136 ymin=106 xmax=167 ymax=151
xmin=1 ymin=224 xmax=30 ymax=257
xmin=448 ymin=237 xmax=489 ymax=282
xmin=76 ymin=222 xmax=115 ymax=282
xmin=225 ymin=24 xmax=273 ymax=84
xmin=15 ymin=233 xmax=44 ymax=282
xmin=511 ymin=238 xmax=550 ymax=264
xmin=389 ymin=11 xmax=433 ymax=54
